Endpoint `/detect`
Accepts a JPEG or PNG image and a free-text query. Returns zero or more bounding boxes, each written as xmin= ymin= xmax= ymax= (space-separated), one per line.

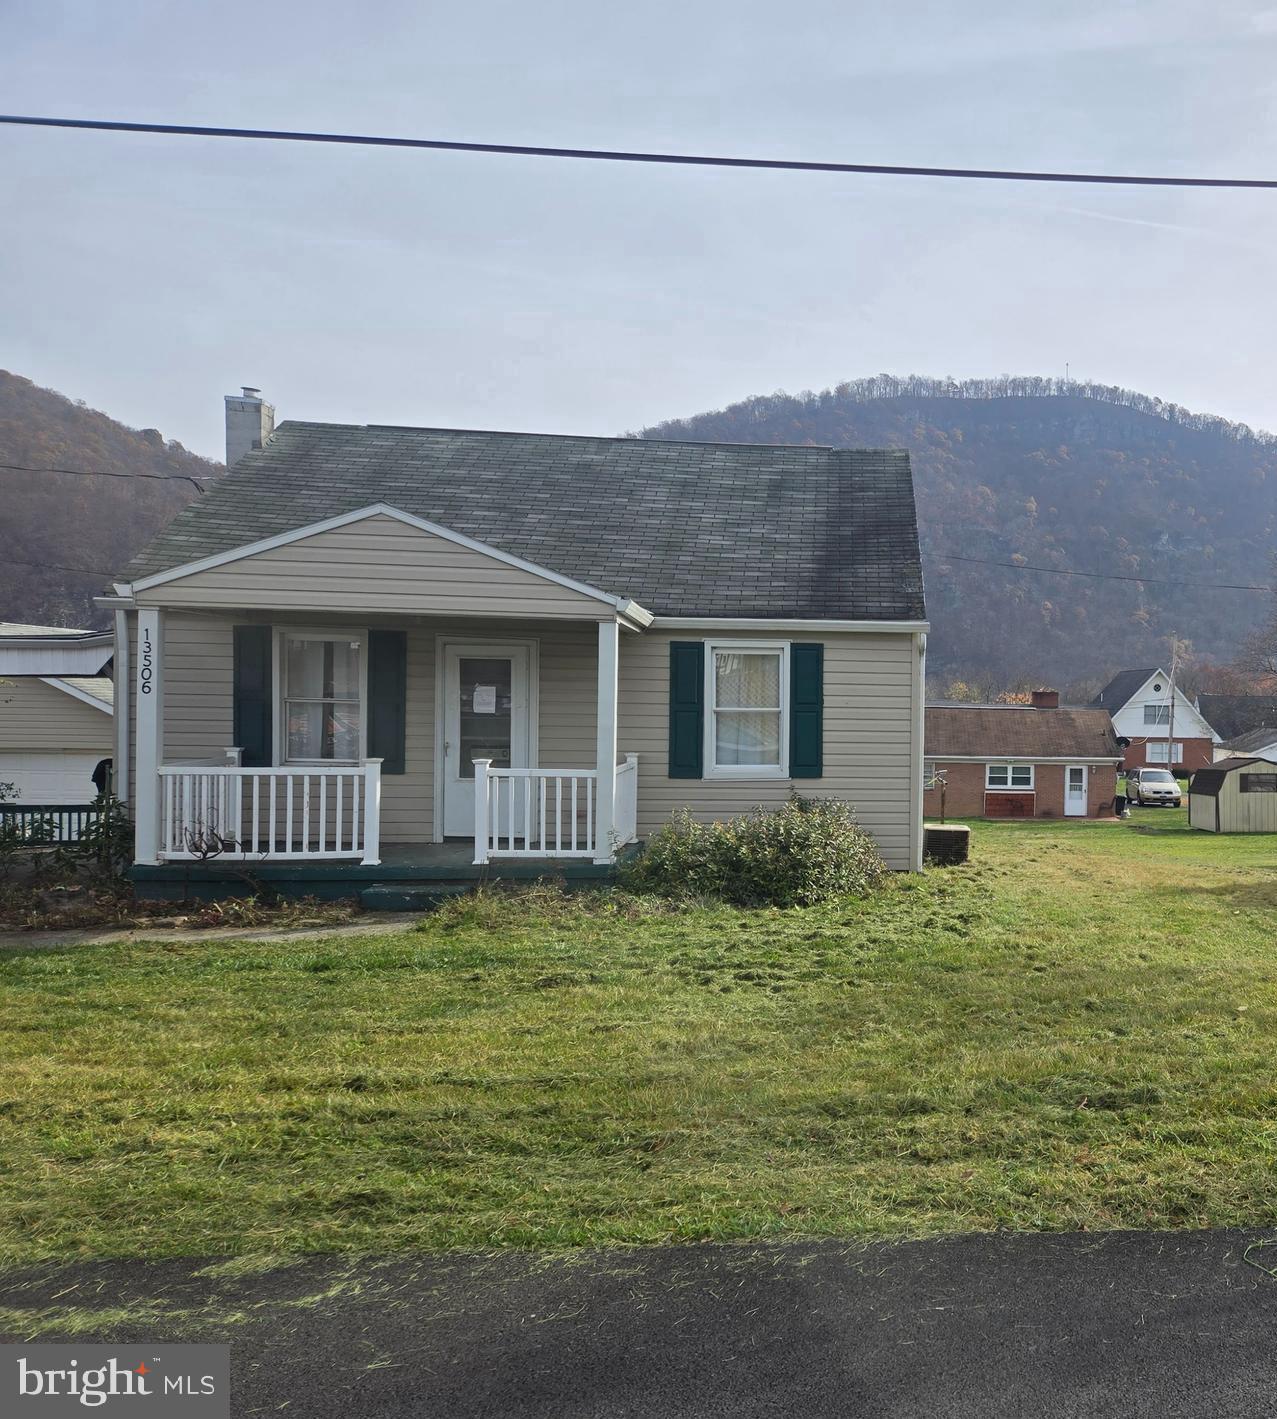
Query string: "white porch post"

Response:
xmin=473 ymin=758 xmax=491 ymax=865
xmin=133 ymin=606 xmax=164 ymax=864
xmin=362 ymin=758 xmax=383 ymax=866
xmin=113 ymin=607 xmax=131 ymax=806
xmin=594 ymin=619 xmax=619 ymax=863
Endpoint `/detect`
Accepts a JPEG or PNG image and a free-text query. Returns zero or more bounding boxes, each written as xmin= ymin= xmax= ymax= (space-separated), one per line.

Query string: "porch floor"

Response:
xmin=131 ymin=840 xmax=641 ymax=903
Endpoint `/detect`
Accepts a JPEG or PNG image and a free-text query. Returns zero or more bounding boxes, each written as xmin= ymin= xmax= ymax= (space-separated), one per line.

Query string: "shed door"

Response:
xmin=1065 ymin=765 xmax=1088 ymax=817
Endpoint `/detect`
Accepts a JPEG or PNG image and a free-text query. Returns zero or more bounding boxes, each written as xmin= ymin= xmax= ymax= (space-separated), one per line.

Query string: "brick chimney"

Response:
xmin=224 ymin=386 xmax=275 ymax=468
xmin=1031 ymin=688 xmax=1060 ymax=709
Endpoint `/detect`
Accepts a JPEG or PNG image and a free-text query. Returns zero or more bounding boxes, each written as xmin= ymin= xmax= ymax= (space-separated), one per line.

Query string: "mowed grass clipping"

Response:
xmin=3 ymin=811 xmax=1277 ymax=1261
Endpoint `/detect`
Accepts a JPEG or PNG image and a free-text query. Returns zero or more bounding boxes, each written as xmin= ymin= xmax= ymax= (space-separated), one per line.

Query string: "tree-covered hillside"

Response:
xmin=0 ymin=371 xmax=221 ymax=627
xmin=642 ymin=377 xmax=1277 ymax=687
xmin=5 ymin=368 xmax=1273 ymax=688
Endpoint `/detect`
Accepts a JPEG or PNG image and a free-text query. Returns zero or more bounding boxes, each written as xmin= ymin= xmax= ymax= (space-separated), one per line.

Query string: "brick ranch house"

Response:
xmin=923 ymin=690 xmax=1122 ymax=820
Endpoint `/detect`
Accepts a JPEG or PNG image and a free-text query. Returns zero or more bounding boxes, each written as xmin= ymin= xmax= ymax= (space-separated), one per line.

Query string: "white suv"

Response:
xmin=1127 ymin=767 xmax=1182 ymax=807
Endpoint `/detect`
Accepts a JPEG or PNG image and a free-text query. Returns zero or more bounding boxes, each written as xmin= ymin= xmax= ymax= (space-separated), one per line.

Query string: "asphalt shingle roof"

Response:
xmin=926 ymin=705 xmax=1122 ymax=760
xmin=0 ymin=622 xmax=99 ymax=639
xmin=1196 ymin=693 xmax=1277 ymax=741
xmin=121 ymin=423 xmax=926 ymax=620
xmin=53 ymin=676 xmax=115 ymax=709
xmin=1219 ymin=726 xmax=1277 ymax=754
xmin=1190 ymin=757 xmax=1273 ymax=797
xmin=1088 ymin=668 xmax=1160 ymax=712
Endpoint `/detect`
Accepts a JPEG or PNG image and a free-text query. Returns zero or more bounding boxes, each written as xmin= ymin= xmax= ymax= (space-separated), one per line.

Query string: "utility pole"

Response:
xmin=1167 ymin=635 xmax=1179 ymax=778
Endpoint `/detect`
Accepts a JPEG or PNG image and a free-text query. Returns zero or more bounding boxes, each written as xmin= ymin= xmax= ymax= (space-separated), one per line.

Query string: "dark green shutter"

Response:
xmin=789 ymin=643 xmax=823 ymax=778
xmin=233 ymin=624 xmax=273 ymax=768
xmin=668 ymin=641 xmax=704 ymax=779
xmin=367 ymin=629 xmax=407 ymax=775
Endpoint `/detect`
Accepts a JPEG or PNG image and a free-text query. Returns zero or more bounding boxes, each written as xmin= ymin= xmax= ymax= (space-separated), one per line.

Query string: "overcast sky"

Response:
xmin=4 ymin=0 xmax=1277 ymax=460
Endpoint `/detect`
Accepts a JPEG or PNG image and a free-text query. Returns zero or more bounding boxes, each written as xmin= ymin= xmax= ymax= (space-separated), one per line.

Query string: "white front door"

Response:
xmin=441 ymin=643 xmax=532 ymax=836
xmin=1065 ymin=765 xmax=1088 ymax=817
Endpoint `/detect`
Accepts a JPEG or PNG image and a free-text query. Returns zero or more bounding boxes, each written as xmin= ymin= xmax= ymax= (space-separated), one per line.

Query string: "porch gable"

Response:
xmin=129 ymin=505 xmax=648 ymax=623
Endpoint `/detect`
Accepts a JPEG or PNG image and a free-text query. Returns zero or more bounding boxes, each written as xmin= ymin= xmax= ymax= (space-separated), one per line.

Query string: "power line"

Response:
xmin=928 ymin=549 xmax=1272 ymax=592
xmin=0 ymin=462 xmax=213 ymax=490
xmin=5 ymin=556 xmax=116 ymax=579
xmin=3 ymin=113 xmax=1277 ymax=189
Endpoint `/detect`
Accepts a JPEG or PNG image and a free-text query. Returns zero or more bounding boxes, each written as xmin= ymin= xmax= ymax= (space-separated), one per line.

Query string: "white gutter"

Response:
xmin=928 ymin=755 xmax=1124 ymax=764
xmin=653 ymin=617 xmax=930 ymax=633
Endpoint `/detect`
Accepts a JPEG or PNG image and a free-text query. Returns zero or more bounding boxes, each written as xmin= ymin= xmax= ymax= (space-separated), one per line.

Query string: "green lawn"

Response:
xmin=2 ymin=813 xmax=1277 ymax=1262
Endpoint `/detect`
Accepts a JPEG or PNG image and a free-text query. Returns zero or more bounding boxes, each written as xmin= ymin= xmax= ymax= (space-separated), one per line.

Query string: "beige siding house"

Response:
xmin=0 ymin=623 xmax=114 ymax=803
xmin=105 ymin=391 xmax=927 ymax=899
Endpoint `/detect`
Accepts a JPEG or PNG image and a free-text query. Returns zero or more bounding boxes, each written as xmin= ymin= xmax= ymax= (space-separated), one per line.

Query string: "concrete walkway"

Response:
xmin=3 ymin=1230 xmax=1275 ymax=1417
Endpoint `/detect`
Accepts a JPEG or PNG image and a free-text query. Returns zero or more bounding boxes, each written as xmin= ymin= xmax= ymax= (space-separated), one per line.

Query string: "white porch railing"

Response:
xmin=474 ymin=755 xmax=638 ymax=864
xmin=157 ymin=759 xmax=382 ymax=864
xmin=614 ymin=753 xmax=639 ymax=848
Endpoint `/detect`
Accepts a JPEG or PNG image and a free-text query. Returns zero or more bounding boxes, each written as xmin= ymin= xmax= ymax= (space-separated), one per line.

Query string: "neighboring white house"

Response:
xmin=100 ymin=388 xmax=929 ymax=898
xmin=1213 ymin=728 xmax=1277 ymax=764
xmin=1089 ymin=667 xmax=1218 ymax=771
xmin=0 ymin=623 xmax=114 ymax=803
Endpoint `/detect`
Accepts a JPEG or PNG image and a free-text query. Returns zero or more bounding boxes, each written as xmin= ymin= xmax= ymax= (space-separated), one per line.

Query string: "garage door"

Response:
xmin=0 ymin=752 xmax=103 ymax=804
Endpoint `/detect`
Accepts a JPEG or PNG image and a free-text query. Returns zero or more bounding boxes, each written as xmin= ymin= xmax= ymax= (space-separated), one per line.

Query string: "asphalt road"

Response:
xmin=4 ymin=1230 xmax=1276 ymax=1417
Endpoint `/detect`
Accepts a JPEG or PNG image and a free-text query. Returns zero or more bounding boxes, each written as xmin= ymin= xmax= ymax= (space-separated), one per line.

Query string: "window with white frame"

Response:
xmin=1143 ymin=704 xmax=1172 ymax=725
xmin=986 ymin=763 xmax=1033 ymax=790
xmin=281 ymin=632 xmax=364 ymax=763
xmin=1146 ymin=742 xmax=1183 ymax=764
xmin=706 ymin=643 xmax=787 ymax=775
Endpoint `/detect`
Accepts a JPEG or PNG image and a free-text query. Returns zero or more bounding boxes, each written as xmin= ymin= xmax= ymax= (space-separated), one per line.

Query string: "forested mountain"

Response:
xmin=0 ymin=371 xmax=220 ymax=628
xmin=642 ymin=377 xmax=1277 ymax=689
xmin=5 ymin=368 xmax=1275 ymax=691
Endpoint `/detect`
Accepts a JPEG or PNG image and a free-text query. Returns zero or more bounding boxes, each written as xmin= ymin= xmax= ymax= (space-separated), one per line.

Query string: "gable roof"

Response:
xmin=1219 ymin=726 xmax=1277 ymax=754
xmin=1195 ymin=693 xmax=1277 ymax=741
xmin=0 ymin=622 xmax=113 ymax=676
xmin=1088 ymin=668 xmax=1162 ymax=712
xmin=1190 ymin=757 xmax=1274 ymax=797
xmin=926 ymin=705 xmax=1122 ymax=760
xmin=43 ymin=676 xmax=114 ymax=713
xmin=0 ymin=622 xmax=98 ymax=639
xmin=119 ymin=423 xmax=926 ymax=621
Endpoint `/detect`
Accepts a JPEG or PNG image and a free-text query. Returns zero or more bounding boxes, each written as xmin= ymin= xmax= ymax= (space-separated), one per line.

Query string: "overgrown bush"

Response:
xmin=52 ymin=797 xmax=134 ymax=885
xmin=625 ymin=797 xmax=887 ymax=907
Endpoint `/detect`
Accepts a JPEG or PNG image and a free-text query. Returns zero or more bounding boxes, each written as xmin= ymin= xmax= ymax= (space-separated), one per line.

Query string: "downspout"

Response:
xmin=912 ymin=631 xmax=927 ymax=871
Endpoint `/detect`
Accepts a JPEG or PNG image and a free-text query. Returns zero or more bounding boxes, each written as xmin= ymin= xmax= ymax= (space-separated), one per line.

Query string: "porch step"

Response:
xmin=358 ymin=884 xmax=472 ymax=913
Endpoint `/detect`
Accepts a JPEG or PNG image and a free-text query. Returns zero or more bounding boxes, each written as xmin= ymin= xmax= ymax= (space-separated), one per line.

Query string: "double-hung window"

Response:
xmin=1143 ymin=704 xmax=1171 ymax=725
xmin=986 ymin=763 xmax=1033 ymax=790
xmin=706 ymin=643 xmax=788 ymax=776
xmin=281 ymin=632 xmax=364 ymax=764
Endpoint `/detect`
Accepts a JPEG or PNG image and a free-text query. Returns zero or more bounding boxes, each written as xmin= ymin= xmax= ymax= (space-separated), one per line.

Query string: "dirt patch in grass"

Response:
xmin=0 ymin=883 xmax=361 ymax=934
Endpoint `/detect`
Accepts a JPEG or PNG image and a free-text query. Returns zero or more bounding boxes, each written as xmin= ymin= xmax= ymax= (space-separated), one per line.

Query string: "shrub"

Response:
xmin=626 ymin=797 xmax=887 ymax=908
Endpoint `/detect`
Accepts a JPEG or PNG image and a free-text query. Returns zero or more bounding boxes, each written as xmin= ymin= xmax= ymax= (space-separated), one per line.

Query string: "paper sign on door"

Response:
xmin=473 ymin=685 xmax=497 ymax=714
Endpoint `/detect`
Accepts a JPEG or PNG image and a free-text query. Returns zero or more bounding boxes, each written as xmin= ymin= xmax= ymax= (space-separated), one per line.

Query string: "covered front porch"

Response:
xmin=130 ymin=837 xmax=642 ymax=905
xmin=129 ymin=600 xmax=645 ymax=881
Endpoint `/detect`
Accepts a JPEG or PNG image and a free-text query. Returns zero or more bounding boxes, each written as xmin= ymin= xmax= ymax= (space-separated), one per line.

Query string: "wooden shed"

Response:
xmin=1189 ymin=757 xmax=1277 ymax=833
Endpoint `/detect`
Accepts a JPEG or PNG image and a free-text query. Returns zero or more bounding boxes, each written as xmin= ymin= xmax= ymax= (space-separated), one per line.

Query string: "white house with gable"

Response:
xmin=1089 ymin=667 xmax=1217 ymax=772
